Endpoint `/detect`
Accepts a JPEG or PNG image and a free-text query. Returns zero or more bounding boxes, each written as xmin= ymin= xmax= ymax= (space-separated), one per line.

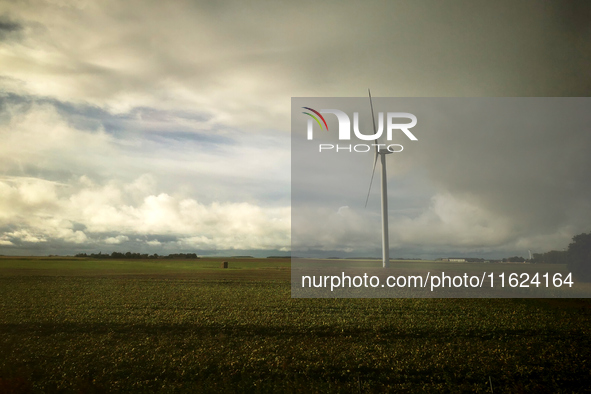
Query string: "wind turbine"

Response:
xmin=364 ymin=89 xmax=392 ymax=268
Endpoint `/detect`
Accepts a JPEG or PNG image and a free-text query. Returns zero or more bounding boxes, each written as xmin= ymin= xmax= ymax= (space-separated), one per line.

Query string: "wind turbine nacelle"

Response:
xmin=306 ymin=110 xmax=417 ymax=141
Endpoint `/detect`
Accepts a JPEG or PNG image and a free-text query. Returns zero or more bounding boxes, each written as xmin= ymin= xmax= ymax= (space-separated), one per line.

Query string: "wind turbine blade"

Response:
xmin=365 ymin=88 xmax=380 ymax=208
xmin=368 ymin=88 xmax=378 ymax=152
xmin=365 ymin=152 xmax=379 ymax=208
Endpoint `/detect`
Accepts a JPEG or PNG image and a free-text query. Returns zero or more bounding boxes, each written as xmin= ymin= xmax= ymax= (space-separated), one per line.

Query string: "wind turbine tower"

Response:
xmin=364 ymin=89 xmax=392 ymax=268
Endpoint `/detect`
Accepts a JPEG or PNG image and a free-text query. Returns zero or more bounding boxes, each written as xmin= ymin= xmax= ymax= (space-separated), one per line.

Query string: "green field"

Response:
xmin=0 ymin=257 xmax=590 ymax=392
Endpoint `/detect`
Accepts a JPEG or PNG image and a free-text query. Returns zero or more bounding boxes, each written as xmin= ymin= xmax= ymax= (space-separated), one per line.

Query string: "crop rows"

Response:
xmin=0 ymin=274 xmax=590 ymax=392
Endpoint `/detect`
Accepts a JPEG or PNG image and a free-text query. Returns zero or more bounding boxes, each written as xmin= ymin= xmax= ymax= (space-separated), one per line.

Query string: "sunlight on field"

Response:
xmin=0 ymin=258 xmax=589 ymax=392
xmin=0 ymin=256 xmax=290 ymax=279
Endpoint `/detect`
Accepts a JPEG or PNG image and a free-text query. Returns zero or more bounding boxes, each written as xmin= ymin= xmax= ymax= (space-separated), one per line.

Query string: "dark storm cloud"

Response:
xmin=292 ymin=97 xmax=591 ymax=258
xmin=3 ymin=0 xmax=590 ymax=126
xmin=555 ymin=0 xmax=591 ymax=35
xmin=0 ymin=93 xmax=231 ymax=145
xmin=0 ymin=16 xmax=22 ymax=41
xmin=407 ymin=99 xmax=591 ymax=230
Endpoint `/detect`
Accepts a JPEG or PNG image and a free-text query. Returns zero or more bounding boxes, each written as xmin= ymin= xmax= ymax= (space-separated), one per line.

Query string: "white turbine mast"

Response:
xmin=364 ymin=89 xmax=392 ymax=268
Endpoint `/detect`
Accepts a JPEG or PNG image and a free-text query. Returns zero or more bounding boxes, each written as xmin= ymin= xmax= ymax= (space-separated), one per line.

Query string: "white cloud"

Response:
xmin=292 ymin=205 xmax=378 ymax=253
xmin=104 ymin=235 xmax=129 ymax=244
xmin=0 ymin=175 xmax=291 ymax=252
xmin=293 ymin=192 xmax=578 ymax=257
xmin=392 ymin=193 xmax=513 ymax=248
xmin=0 ymin=101 xmax=113 ymax=177
xmin=0 ymin=93 xmax=290 ymax=253
xmin=0 ymin=238 xmax=14 ymax=246
xmin=3 ymin=230 xmax=47 ymax=243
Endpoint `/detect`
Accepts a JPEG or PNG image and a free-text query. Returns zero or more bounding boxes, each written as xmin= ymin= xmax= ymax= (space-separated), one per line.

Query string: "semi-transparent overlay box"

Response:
xmin=291 ymin=97 xmax=591 ymax=298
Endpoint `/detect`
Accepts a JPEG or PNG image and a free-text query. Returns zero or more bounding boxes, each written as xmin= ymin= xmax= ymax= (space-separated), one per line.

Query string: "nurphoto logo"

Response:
xmin=302 ymin=107 xmax=418 ymax=153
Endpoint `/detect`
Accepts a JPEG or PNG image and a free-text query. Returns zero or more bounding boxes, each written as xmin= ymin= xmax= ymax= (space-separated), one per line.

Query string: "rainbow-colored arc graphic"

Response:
xmin=302 ymin=107 xmax=328 ymax=131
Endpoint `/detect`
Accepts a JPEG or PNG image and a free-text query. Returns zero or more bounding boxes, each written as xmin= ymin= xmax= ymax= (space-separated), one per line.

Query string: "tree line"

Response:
xmin=531 ymin=250 xmax=567 ymax=265
xmin=566 ymin=232 xmax=591 ymax=281
xmin=529 ymin=232 xmax=591 ymax=281
xmin=75 ymin=252 xmax=199 ymax=259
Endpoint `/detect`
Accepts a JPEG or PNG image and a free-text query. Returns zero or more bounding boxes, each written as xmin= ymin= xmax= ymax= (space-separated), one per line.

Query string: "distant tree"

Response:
xmin=545 ymin=250 xmax=567 ymax=265
xmin=530 ymin=250 xmax=567 ymax=264
xmin=503 ymin=256 xmax=526 ymax=263
xmin=166 ymin=253 xmax=198 ymax=259
xmin=531 ymin=253 xmax=544 ymax=263
xmin=82 ymin=251 xmax=196 ymax=260
xmin=567 ymin=232 xmax=591 ymax=282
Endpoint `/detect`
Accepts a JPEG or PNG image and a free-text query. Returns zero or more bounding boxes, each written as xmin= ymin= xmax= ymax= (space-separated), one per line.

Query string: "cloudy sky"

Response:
xmin=0 ymin=0 xmax=590 ymax=257
xmin=291 ymin=98 xmax=591 ymax=259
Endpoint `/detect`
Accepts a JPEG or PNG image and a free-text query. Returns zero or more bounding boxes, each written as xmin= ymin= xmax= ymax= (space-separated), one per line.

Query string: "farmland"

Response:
xmin=0 ymin=257 xmax=590 ymax=392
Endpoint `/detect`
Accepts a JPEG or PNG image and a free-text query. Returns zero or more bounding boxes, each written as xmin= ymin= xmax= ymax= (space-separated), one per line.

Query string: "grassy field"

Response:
xmin=0 ymin=257 xmax=590 ymax=393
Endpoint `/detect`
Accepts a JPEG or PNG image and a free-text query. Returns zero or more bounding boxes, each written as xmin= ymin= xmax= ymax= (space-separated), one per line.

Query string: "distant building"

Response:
xmin=438 ymin=258 xmax=476 ymax=263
